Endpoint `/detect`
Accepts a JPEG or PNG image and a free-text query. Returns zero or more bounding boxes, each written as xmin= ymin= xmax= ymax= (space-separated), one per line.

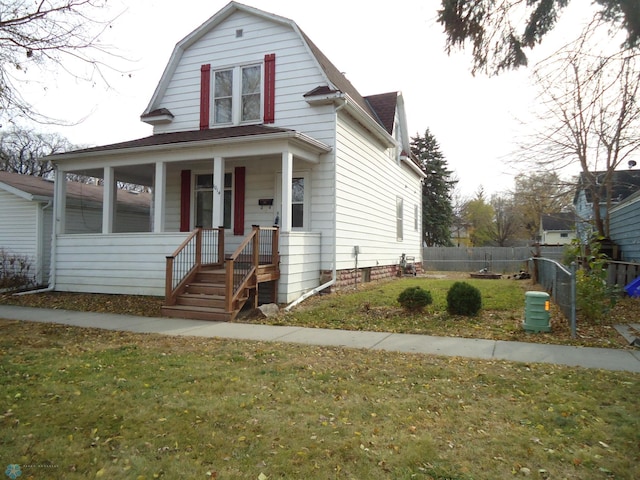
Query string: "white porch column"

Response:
xmin=212 ymin=156 xmax=225 ymax=228
xmin=54 ymin=167 xmax=67 ymax=234
xmin=102 ymin=166 xmax=116 ymax=233
xmin=281 ymin=150 xmax=293 ymax=232
xmin=153 ymin=161 xmax=166 ymax=233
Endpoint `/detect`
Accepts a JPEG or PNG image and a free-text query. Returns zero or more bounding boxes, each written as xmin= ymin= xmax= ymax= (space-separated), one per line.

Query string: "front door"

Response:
xmin=195 ymin=172 xmax=232 ymax=229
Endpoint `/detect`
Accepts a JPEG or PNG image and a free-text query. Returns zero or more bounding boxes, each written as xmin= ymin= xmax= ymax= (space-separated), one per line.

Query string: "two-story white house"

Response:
xmin=48 ymin=1 xmax=425 ymax=320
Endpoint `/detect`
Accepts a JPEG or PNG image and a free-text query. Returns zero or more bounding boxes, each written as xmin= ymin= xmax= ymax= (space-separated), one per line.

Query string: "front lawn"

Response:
xmin=1 ymin=273 xmax=637 ymax=349
xmin=266 ymin=276 xmax=634 ymax=349
xmin=1 ymin=320 xmax=638 ymax=479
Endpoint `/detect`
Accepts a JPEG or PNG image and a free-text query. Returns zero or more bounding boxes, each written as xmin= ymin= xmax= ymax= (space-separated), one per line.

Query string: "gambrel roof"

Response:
xmin=141 ymin=1 xmax=394 ymax=138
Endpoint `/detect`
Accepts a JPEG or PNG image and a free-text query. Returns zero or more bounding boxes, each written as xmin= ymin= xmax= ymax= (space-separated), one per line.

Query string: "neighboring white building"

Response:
xmin=539 ymin=213 xmax=576 ymax=246
xmin=0 ymin=171 xmax=150 ymax=287
xmin=47 ymin=2 xmax=425 ymax=319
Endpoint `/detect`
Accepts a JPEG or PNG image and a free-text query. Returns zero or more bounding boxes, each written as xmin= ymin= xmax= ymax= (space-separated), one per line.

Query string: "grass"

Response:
xmin=266 ymin=276 xmax=636 ymax=349
xmin=2 ymin=273 xmax=638 ymax=349
xmin=1 ymin=320 xmax=639 ymax=479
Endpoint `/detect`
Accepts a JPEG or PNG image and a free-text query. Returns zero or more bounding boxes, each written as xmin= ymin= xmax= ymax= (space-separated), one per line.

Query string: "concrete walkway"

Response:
xmin=1 ymin=305 xmax=639 ymax=373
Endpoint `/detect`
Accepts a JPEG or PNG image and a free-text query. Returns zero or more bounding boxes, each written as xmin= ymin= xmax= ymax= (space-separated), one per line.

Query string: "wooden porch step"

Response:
xmin=195 ymin=269 xmax=226 ymax=283
xmin=176 ymin=293 xmax=226 ymax=309
xmin=185 ymin=282 xmax=226 ymax=296
xmin=161 ymin=304 xmax=232 ymax=322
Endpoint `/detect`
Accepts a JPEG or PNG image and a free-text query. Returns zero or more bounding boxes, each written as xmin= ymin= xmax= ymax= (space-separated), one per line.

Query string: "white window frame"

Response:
xmin=212 ymin=63 xmax=263 ymax=126
xmin=276 ymin=171 xmax=310 ymax=231
xmin=396 ymin=196 xmax=403 ymax=241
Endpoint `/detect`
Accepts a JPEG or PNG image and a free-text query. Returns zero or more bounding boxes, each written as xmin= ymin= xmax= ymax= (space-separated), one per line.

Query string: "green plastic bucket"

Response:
xmin=523 ymin=291 xmax=551 ymax=333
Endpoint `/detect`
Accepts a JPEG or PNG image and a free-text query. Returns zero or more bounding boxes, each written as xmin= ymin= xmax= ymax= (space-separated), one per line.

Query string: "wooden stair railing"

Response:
xmin=225 ymin=225 xmax=280 ymax=314
xmin=163 ymin=226 xmax=279 ymax=321
xmin=165 ymin=228 xmax=224 ymax=306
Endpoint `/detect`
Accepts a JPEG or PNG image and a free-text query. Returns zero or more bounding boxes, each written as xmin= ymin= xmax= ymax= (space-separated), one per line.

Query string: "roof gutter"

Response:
xmin=306 ymin=92 xmax=396 ymax=149
xmin=400 ymin=154 xmax=427 ymax=178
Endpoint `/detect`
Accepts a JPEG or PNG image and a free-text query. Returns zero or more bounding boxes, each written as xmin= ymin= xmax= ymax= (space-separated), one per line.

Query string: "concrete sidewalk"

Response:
xmin=1 ymin=304 xmax=639 ymax=373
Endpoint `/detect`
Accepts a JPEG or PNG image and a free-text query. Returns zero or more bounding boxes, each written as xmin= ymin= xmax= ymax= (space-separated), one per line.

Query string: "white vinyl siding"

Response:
xmin=334 ymin=113 xmax=422 ymax=272
xmin=279 ymin=231 xmax=321 ymax=302
xmin=0 ymin=190 xmax=39 ymax=284
xmin=151 ymin=10 xmax=335 ymax=145
xmin=55 ymin=233 xmax=188 ymax=296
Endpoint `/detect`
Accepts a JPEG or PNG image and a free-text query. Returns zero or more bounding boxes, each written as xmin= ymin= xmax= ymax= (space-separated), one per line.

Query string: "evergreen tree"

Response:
xmin=438 ymin=0 xmax=639 ymax=76
xmin=411 ymin=129 xmax=457 ymax=247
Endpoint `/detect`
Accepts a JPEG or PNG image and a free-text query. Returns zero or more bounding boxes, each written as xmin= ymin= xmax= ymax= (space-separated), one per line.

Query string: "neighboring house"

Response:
xmin=47 ymin=2 xmax=425 ymax=320
xmin=0 ymin=171 xmax=151 ymax=286
xmin=574 ymin=169 xmax=640 ymax=242
xmin=609 ymin=190 xmax=640 ymax=262
xmin=539 ymin=212 xmax=576 ymax=245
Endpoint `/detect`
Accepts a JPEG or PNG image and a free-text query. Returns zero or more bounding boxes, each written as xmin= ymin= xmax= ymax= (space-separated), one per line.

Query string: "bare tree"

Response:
xmin=523 ymin=44 xmax=640 ymax=238
xmin=512 ymin=172 xmax=575 ymax=240
xmin=0 ymin=127 xmax=74 ymax=177
xmin=0 ymin=0 xmax=118 ymax=124
xmin=490 ymin=192 xmax=523 ymax=246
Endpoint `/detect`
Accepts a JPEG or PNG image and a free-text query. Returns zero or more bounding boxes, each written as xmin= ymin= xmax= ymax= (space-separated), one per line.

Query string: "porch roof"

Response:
xmin=55 ymin=125 xmax=330 ymax=158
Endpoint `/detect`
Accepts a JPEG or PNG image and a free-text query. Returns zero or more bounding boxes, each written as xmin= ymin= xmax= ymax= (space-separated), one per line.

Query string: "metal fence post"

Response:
xmin=570 ymin=262 xmax=577 ymax=339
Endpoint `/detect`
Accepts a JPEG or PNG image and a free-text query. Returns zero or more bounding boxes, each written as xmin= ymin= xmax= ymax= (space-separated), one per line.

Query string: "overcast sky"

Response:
xmin=28 ymin=0 xmax=597 ymax=197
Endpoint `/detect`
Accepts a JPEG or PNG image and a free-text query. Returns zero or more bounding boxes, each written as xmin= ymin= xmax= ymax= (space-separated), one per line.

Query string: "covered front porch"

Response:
xmin=50 ymin=127 xmax=332 ymax=313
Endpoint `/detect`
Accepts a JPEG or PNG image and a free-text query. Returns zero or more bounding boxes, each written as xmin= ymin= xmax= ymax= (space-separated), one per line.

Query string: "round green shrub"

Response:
xmin=446 ymin=281 xmax=482 ymax=316
xmin=397 ymin=286 xmax=433 ymax=312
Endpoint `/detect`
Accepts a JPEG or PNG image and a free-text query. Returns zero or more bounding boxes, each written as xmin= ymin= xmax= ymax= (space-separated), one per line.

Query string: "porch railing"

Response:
xmin=225 ymin=226 xmax=279 ymax=312
xmin=165 ymin=228 xmax=224 ymax=305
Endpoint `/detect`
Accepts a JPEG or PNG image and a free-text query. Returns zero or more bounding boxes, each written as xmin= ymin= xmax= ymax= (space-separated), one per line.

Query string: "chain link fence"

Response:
xmin=529 ymin=257 xmax=576 ymax=338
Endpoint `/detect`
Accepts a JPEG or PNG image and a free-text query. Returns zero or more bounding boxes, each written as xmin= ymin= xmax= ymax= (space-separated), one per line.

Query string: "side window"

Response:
xmin=396 ymin=197 xmax=403 ymax=241
xmin=292 ymin=177 xmax=304 ymax=228
xmin=276 ymin=173 xmax=308 ymax=230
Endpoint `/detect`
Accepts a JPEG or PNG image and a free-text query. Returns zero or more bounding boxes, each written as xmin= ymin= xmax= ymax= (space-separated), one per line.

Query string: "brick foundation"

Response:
xmin=321 ymin=262 xmax=423 ymax=291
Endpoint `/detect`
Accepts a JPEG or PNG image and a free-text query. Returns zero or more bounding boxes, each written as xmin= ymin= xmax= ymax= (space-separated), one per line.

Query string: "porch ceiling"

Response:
xmin=50 ymin=125 xmax=332 ymax=185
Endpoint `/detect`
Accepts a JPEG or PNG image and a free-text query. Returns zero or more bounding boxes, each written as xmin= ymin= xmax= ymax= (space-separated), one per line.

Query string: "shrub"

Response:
xmin=575 ymin=240 xmax=620 ymax=322
xmin=397 ymin=286 xmax=433 ymax=312
xmin=446 ymin=281 xmax=482 ymax=316
xmin=0 ymin=249 xmax=34 ymax=291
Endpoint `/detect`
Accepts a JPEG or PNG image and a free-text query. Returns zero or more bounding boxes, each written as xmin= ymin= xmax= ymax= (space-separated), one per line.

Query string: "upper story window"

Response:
xmin=213 ymin=64 xmax=262 ymax=125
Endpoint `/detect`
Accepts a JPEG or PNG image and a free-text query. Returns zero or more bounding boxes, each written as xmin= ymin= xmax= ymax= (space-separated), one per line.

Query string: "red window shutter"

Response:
xmin=233 ymin=167 xmax=246 ymax=235
xmin=263 ymin=54 xmax=276 ymax=124
xmin=180 ymin=170 xmax=191 ymax=232
xmin=200 ymin=64 xmax=211 ymax=130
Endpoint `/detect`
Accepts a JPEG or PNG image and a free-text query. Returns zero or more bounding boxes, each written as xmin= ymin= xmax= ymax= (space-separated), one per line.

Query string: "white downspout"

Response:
xmin=16 ymin=199 xmax=56 ymax=295
xmin=285 ymin=98 xmax=346 ymax=311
